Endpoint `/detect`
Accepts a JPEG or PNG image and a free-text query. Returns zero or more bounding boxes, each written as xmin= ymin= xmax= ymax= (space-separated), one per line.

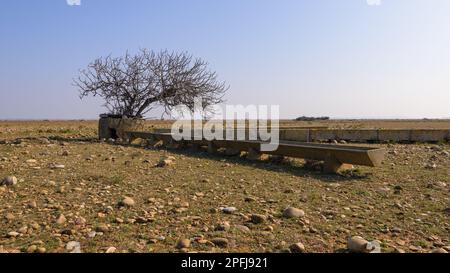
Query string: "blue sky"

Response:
xmin=1 ymin=0 xmax=449 ymax=119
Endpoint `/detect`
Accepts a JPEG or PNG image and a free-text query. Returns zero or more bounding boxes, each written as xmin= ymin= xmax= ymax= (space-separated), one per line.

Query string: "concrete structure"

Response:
xmin=126 ymin=131 xmax=385 ymax=173
xmin=98 ymin=115 xmax=145 ymax=140
xmin=152 ymin=127 xmax=449 ymax=143
xmin=281 ymin=129 xmax=450 ymax=143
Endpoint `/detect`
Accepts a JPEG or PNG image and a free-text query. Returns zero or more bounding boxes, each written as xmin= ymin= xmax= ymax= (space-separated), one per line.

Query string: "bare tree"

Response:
xmin=74 ymin=49 xmax=228 ymax=118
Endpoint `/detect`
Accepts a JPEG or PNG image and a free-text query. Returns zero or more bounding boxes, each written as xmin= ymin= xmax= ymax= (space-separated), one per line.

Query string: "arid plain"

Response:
xmin=0 ymin=120 xmax=449 ymax=253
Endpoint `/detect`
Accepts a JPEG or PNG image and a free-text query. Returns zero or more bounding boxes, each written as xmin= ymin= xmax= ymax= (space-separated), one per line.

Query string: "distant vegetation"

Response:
xmin=294 ymin=116 xmax=330 ymax=121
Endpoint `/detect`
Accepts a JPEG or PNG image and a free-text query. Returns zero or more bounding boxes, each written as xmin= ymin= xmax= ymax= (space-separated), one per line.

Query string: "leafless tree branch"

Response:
xmin=74 ymin=49 xmax=228 ymax=118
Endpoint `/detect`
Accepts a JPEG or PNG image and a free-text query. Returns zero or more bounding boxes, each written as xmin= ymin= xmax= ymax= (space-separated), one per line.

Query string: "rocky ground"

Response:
xmin=0 ymin=121 xmax=449 ymax=253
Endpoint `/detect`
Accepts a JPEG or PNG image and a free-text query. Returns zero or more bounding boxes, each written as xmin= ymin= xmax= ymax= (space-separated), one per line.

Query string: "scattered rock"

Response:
xmin=39 ymin=138 xmax=51 ymax=144
xmin=289 ymin=242 xmax=306 ymax=253
xmin=244 ymin=196 xmax=256 ymax=202
xmin=284 ymin=188 xmax=295 ymax=194
xmin=211 ymin=238 xmax=229 ymax=248
xmin=5 ymin=213 xmax=15 ymax=221
xmin=74 ymin=216 xmax=87 ymax=226
xmin=118 ymin=196 xmax=135 ymax=207
xmin=50 ymin=164 xmax=65 ymax=170
xmin=176 ymin=238 xmax=191 ymax=249
xmin=66 ymin=241 xmax=81 ymax=253
xmin=96 ymin=224 xmax=109 ymax=233
xmin=409 ymin=245 xmax=421 ymax=252
xmin=37 ymin=247 xmax=46 ymax=253
xmin=61 ymin=229 xmax=76 ymax=236
xmin=347 ymin=236 xmax=368 ymax=253
xmin=135 ymin=216 xmax=149 ymax=223
xmin=282 ymin=207 xmax=305 ymax=218
xmin=56 ymin=214 xmax=66 ymax=225
xmin=157 ymin=156 xmax=175 ymax=167
xmin=366 ymin=240 xmax=381 ymax=253
xmin=1 ymin=176 xmax=17 ymax=186
xmin=7 ymin=231 xmax=19 ymax=238
xmin=18 ymin=226 xmax=28 ymax=234
xmin=195 ymin=192 xmax=205 ymax=197
xmin=26 ymin=245 xmax=37 ymax=253
xmin=391 ymin=227 xmax=402 ymax=233
xmin=393 ymin=248 xmax=405 ymax=253
xmin=221 ymin=207 xmax=237 ymax=214
xmin=105 ymin=247 xmax=117 ymax=253
xmin=27 ymin=200 xmax=37 ymax=208
xmin=251 ymin=214 xmax=267 ymax=224
xmin=234 ymin=225 xmax=251 ymax=233
xmin=175 ymin=201 xmax=190 ymax=208
xmin=347 ymin=236 xmax=381 ymax=253
xmin=265 ymin=225 xmax=274 ymax=232
xmin=430 ymin=248 xmax=448 ymax=254
xmin=215 ymin=221 xmax=231 ymax=231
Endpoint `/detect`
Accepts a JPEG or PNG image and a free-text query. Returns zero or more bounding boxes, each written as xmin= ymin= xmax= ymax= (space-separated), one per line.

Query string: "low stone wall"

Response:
xmin=139 ymin=127 xmax=450 ymax=143
xmin=283 ymin=129 xmax=450 ymax=143
xmin=156 ymin=128 xmax=450 ymax=143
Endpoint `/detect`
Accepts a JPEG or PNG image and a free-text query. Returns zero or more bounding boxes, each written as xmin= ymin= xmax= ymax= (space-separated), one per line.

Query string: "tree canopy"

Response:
xmin=75 ymin=49 xmax=227 ymax=118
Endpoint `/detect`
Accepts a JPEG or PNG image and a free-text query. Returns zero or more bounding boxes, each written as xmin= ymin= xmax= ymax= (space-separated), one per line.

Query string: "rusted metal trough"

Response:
xmin=125 ymin=131 xmax=385 ymax=173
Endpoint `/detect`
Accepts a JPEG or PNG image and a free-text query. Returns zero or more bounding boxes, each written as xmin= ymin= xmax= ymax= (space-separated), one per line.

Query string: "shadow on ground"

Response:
xmin=132 ymin=143 xmax=371 ymax=183
xmin=38 ymin=136 xmax=372 ymax=183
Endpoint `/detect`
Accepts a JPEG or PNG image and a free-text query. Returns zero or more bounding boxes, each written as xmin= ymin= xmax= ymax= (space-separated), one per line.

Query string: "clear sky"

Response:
xmin=1 ymin=0 xmax=449 ymax=119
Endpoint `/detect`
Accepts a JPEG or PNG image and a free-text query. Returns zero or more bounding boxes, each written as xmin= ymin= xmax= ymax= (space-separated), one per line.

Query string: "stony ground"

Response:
xmin=0 ymin=121 xmax=449 ymax=253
